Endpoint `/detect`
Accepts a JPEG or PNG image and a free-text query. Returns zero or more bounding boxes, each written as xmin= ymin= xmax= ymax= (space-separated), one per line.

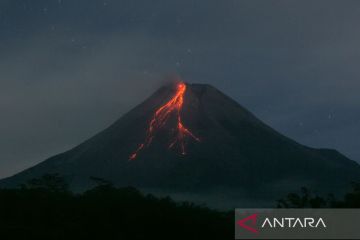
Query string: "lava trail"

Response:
xmin=129 ymin=82 xmax=200 ymax=160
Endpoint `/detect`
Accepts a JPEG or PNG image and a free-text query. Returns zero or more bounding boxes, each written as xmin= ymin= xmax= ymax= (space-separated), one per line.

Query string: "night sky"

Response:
xmin=1 ymin=0 xmax=359 ymax=178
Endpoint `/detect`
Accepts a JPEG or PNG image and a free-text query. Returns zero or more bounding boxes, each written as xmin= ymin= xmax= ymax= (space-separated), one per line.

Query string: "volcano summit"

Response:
xmin=1 ymin=82 xmax=359 ymax=207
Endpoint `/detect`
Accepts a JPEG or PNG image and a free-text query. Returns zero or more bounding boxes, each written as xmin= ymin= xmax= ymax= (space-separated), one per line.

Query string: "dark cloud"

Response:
xmin=0 ymin=0 xmax=359 ymax=178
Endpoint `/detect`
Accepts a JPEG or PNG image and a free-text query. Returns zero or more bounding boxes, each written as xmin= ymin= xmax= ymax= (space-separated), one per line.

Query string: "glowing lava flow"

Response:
xmin=129 ymin=82 xmax=200 ymax=160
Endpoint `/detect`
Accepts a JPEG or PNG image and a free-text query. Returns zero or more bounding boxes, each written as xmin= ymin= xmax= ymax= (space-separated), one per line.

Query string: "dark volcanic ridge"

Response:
xmin=1 ymin=82 xmax=359 ymax=208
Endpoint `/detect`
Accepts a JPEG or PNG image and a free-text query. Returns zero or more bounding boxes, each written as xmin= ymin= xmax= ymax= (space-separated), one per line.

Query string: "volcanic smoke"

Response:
xmin=129 ymin=82 xmax=200 ymax=160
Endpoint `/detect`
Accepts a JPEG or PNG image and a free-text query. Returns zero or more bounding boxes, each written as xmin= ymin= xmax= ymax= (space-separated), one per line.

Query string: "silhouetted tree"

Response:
xmin=333 ymin=182 xmax=360 ymax=208
xmin=277 ymin=183 xmax=360 ymax=208
xmin=21 ymin=173 xmax=69 ymax=193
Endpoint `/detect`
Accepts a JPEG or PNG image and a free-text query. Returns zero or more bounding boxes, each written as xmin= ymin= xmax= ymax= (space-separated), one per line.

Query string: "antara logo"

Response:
xmin=237 ymin=214 xmax=259 ymax=234
xmin=261 ymin=217 xmax=326 ymax=228
xmin=237 ymin=214 xmax=326 ymax=234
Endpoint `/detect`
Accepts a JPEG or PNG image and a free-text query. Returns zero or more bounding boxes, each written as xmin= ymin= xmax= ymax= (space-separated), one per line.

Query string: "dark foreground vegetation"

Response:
xmin=277 ymin=183 xmax=360 ymax=208
xmin=1 ymin=174 xmax=360 ymax=240
xmin=0 ymin=174 xmax=232 ymax=240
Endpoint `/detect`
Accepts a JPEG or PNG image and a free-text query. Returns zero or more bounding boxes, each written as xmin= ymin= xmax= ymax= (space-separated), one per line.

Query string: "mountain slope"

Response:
xmin=1 ymin=82 xmax=359 ymax=207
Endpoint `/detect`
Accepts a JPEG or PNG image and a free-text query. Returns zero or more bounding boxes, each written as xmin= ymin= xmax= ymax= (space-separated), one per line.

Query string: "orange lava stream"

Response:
xmin=129 ymin=82 xmax=200 ymax=160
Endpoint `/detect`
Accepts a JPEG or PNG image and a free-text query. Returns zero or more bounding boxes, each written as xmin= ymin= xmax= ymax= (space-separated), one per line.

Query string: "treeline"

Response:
xmin=1 ymin=174 xmax=360 ymax=239
xmin=277 ymin=183 xmax=360 ymax=208
xmin=0 ymin=174 xmax=233 ymax=240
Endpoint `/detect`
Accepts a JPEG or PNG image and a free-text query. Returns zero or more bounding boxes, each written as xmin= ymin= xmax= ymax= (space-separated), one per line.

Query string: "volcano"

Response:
xmin=1 ymin=82 xmax=360 ymax=207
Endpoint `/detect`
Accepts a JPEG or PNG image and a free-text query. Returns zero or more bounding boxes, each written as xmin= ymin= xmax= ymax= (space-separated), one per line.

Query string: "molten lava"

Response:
xmin=129 ymin=82 xmax=200 ymax=160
